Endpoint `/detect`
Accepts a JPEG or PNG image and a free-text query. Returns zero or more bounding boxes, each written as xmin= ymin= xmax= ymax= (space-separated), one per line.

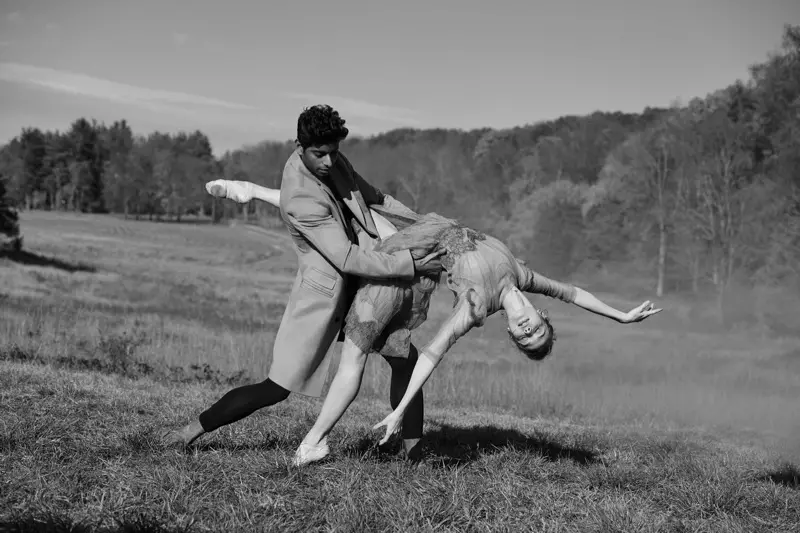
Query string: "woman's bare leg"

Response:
xmin=205 ymin=179 xmax=281 ymax=207
xmin=294 ymin=339 xmax=369 ymax=465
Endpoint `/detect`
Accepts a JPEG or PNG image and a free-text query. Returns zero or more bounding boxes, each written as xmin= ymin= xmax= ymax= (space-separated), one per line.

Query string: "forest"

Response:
xmin=1 ymin=25 xmax=799 ymax=329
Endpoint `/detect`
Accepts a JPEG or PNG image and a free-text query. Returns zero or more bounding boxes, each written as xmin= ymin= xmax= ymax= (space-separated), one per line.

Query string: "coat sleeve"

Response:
xmin=284 ymin=189 xmax=416 ymax=280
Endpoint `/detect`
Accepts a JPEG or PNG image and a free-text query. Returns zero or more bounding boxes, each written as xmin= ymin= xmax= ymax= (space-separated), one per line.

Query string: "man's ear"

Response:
xmin=295 ymin=140 xmax=303 ymax=151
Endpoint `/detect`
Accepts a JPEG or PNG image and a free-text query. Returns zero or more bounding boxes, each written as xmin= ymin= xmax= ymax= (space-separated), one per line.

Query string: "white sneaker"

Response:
xmin=293 ymin=438 xmax=330 ymax=467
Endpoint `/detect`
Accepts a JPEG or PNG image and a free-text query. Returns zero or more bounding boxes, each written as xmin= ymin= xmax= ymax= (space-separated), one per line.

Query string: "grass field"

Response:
xmin=1 ymin=210 xmax=799 ymax=532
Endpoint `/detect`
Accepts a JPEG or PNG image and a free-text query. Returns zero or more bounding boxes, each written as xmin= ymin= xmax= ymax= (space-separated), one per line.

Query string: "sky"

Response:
xmin=0 ymin=0 xmax=798 ymax=156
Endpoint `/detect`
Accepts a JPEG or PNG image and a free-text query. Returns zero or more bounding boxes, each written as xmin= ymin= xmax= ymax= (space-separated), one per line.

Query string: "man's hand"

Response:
xmin=621 ymin=301 xmax=662 ymax=323
xmin=413 ymin=249 xmax=446 ymax=277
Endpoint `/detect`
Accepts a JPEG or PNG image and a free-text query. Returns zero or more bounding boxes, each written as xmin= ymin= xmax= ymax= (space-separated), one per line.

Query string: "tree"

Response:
xmin=102 ymin=120 xmax=135 ymax=216
xmin=502 ymin=180 xmax=588 ymax=277
xmin=587 ymin=111 xmax=688 ymax=297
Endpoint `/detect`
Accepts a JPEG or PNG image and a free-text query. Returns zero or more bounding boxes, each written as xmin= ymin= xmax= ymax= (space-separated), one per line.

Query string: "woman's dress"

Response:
xmin=343 ymin=212 xmax=576 ymax=358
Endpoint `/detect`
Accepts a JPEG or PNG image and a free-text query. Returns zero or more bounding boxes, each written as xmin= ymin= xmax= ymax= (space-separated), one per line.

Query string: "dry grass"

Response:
xmin=1 ymin=210 xmax=799 ymax=531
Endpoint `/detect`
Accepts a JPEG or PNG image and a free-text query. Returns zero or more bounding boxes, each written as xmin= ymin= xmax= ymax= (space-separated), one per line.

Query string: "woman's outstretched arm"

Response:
xmin=571 ymin=288 xmax=661 ymax=323
xmin=372 ymin=290 xmax=481 ymax=444
xmin=516 ymin=263 xmax=661 ymax=323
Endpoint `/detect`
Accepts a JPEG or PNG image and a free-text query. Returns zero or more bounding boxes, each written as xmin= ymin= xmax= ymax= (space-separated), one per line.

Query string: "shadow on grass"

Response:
xmin=760 ymin=463 xmax=800 ymax=490
xmin=0 ymin=512 xmax=196 ymax=532
xmin=426 ymin=423 xmax=601 ymax=467
xmin=1 ymin=249 xmax=96 ymax=273
xmin=344 ymin=423 xmax=602 ymax=468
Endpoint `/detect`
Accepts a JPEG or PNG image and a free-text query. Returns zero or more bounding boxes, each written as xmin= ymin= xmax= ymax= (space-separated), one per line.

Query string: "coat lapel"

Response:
xmin=329 ymin=166 xmax=379 ymax=238
xmin=291 ymin=151 xmax=352 ymax=239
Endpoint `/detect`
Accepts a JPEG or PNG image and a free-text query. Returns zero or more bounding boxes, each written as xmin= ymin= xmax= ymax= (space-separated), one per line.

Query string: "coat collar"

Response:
xmin=293 ymin=148 xmax=378 ymax=238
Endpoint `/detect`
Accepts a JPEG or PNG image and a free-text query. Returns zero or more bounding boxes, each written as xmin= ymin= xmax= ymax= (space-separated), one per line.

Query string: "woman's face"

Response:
xmin=507 ymin=305 xmax=548 ymax=350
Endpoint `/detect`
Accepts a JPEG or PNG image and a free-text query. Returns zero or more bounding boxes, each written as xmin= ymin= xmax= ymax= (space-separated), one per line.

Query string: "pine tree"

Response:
xmin=0 ymin=177 xmax=22 ymax=251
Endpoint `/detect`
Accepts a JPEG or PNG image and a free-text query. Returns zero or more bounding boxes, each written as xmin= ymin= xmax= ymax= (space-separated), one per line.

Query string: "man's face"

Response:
xmin=300 ymin=142 xmax=340 ymax=178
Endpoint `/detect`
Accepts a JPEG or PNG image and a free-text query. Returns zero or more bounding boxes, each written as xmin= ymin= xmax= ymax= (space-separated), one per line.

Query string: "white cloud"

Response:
xmin=0 ymin=62 xmax=255 ymax=111
xmin=287 ymin=92 xmax=421 ymax=126
xmin=172 ymin=32 xmax=189 ymax=47
xmin=6 ymin=11 xmax=22 ymax=24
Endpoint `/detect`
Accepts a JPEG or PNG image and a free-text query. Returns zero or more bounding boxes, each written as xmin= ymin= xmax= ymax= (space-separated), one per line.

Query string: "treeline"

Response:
xmin=1 ymin=25 xmax=799 ymax=324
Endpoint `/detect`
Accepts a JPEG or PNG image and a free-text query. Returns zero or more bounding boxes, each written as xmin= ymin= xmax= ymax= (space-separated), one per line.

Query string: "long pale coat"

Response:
xmin=269 ymin=148 xmax=418 ymax=396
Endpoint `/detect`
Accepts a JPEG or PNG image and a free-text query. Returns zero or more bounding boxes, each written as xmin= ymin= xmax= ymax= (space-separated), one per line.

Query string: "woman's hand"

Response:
xmin=620 ymin=301 xmax=662 ymax=323
xmin=372 ymin=410 xmax=404 ymax=446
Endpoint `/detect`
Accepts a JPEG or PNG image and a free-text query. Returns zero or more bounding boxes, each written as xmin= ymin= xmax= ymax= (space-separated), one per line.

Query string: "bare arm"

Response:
xmin=285 ymin=190 xmax=416 ymax=280
xmin=373 ymin=290 xmax=482 ymax=444
xmin=572 ymin=288 xmax=661 ymax=323
xmin=517 ymin=262 xmax=661 ymax=323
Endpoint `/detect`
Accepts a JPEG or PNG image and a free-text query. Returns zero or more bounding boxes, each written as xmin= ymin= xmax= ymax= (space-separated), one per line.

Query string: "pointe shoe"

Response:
xmin=205 ymin=180 xmax=253 ymax=203
xmin=293 ymin=438 xmax=330 ymax=467
xmin=205 ymin=180 xmax=228 ymax=198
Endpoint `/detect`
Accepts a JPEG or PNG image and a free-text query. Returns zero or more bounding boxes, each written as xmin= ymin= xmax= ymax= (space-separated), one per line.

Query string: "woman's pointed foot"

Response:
xmin=293 ymin=437 xmax=330 ymax=467
xmin=205 ymin=180 xmax=228 ymax=199
xmin=205 ymin=180 xmax=252 ymax=203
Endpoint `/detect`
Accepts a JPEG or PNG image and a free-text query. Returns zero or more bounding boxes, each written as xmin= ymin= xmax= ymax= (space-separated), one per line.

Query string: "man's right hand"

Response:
xmin=413 ymin=249 xmax=446 ymax=277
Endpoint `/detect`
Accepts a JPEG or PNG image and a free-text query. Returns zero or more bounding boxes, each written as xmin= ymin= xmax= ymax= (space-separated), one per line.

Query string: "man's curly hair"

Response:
xmin=297 ymin=105 xmax=349 ymax=148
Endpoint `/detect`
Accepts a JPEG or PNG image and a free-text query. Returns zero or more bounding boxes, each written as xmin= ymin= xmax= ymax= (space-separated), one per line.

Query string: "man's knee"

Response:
xmin=262 ymin=378 xmax=291 ymax=402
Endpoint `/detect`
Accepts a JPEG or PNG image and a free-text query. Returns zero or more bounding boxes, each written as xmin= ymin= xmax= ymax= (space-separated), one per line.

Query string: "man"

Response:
xmin=162 ymin=105 xmax=440 ymax=460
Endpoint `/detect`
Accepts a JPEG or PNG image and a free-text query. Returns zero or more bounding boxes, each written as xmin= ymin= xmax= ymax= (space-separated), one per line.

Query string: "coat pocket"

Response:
xmin=300 ymin=266 xmax=338 ymax=298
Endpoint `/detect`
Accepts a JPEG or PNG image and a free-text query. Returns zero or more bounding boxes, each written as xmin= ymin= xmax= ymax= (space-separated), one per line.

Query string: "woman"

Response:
xmin=206 ymin=179 xmax=661 ymax=466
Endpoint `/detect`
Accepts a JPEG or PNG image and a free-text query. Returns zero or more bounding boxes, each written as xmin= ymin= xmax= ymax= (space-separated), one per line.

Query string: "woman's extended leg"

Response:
xmin=205 ymin=179 xmax=281 ymax=207
xmin=205 ymin=179 xmax=400 ymax=240
xmin=294 ymin=338 xmax=369 ymax=465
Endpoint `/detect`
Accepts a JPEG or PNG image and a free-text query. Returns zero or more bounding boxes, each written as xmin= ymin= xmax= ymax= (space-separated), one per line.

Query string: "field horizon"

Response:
xmin=2 ymin=210 xmax=799 ymax=531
